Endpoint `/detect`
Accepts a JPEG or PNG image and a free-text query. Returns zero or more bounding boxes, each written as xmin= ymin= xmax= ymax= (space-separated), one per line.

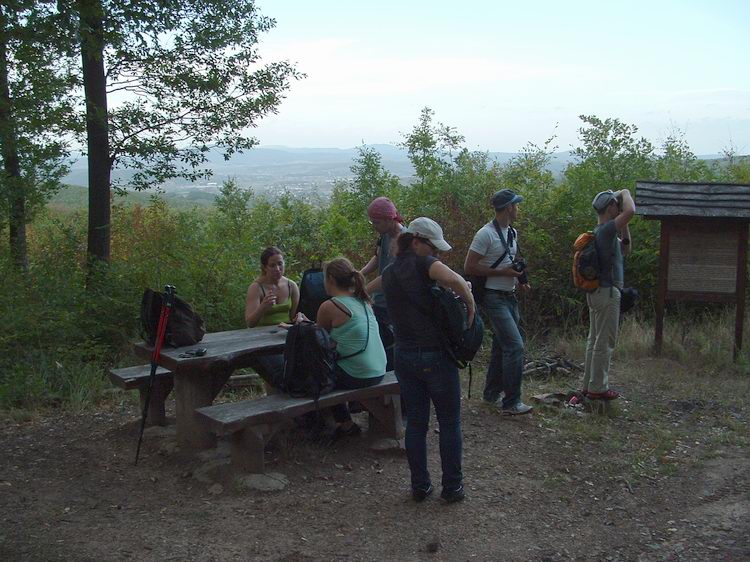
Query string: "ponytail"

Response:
xmin=324 ymin=257 xmax=373 ymax=304
xmin=395 ymin=232 xmax=415 ymax=256
xmin=350 ymin=269 xmax=370 ymax=303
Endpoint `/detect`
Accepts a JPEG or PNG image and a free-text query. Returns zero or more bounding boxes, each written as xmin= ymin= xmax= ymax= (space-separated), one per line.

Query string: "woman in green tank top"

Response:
xmin=244 ymin=247 xmax=300 ymax=389
xmin=312 ymin=257 xmax=386 ymax=440
xmin=245 ymin=246 xmax=300 ymax=328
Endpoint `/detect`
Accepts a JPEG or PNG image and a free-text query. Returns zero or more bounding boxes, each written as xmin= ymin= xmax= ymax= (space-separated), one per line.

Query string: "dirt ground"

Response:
xmin=1 ymin=355 xmax=748 ymax=561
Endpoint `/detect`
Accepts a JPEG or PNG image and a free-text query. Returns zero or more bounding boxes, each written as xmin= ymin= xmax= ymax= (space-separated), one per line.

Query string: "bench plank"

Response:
xmin=197 ymin=372 xmax=399 ymax=436
xmin=109 ymin=365 xmax=174 ymax=427
xmin=198 ymin=372 xmax=401 ymax=473
xmin=109 ymin=365 xmax=172 ymax=390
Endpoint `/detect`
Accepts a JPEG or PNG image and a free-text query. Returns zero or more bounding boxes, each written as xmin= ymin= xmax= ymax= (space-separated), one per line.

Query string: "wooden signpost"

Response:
xmin=636 ymin=181 xmax=750 ymax=360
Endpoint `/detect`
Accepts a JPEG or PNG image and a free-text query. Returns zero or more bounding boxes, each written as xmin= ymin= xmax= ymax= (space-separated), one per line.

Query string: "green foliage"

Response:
xmin=1 ymin=109 xmax=747 ymax=411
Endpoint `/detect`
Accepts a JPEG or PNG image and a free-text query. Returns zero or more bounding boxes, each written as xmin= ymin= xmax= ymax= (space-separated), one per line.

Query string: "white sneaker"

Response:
xmin=501 ymin=402 xmax=534 ymax=416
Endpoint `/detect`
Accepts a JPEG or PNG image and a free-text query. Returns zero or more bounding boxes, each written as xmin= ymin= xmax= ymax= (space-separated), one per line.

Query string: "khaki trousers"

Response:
xmin=583 ymin=287 xmax=621 ymax=393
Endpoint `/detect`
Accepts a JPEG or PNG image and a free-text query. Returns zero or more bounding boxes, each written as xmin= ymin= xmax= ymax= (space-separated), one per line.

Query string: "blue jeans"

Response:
xmin=330 ymin=368 xmax=384 ymax=423
xmin=482 ymin=291 xmax=525 ymax=408
xmin=395 ymin=346 xmax=463 ymax=492
xmin=248 ymin=353 xmax=285 ymax=388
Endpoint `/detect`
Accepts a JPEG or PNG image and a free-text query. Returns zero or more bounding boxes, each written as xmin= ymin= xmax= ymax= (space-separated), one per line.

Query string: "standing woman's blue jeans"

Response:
xmin=395 ymin=346 xmax=463 ymax=493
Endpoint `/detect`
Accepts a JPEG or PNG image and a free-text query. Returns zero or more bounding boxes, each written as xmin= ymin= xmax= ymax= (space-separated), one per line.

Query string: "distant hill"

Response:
xmin=61 ymin=145 xmax=579 ymax=196
xmin=57 ymin=145 xmax=729 ymax=209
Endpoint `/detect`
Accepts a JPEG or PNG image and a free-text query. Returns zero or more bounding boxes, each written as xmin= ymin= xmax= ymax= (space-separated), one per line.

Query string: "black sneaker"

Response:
xmin=440 ymin=485 xmax=465 ymax=504
xmin=412 ymin=484 xmax=433 ymax=502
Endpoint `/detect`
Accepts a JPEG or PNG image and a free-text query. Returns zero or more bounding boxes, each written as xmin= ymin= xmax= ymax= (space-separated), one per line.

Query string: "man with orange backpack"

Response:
xmin=581 ymin=189 xmax=635 ymax=400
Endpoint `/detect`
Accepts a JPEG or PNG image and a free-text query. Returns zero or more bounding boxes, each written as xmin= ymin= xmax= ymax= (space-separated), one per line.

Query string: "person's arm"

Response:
xmin=464 ymin=250 xmax=523 ymax=278
xmin=360 ymin=253 xmax=379 ymax=277
xmin=619 ymin=223 xmax=632 ymax=257
xmin=245 ymin=283 xmax=275 ymax=327
xmin=366 ymin=275 xmax=382 ymax=295
xmin=315 ymin=300 xmax=335 ymax=332
xmin=429 ymin=260 xmax=476 ymax=326
xmin=614 ymin=189 xmax=635 ymax=231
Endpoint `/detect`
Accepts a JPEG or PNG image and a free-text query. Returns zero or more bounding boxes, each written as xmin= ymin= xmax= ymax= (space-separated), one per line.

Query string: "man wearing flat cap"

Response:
xmin=582 ymin=189 xmax=635 ymax=401
xmin=464 ymin=188 xmax=533 ymax=416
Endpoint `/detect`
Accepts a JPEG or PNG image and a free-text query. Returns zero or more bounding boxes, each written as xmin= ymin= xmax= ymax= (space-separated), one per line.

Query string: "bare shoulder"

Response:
xmin=246 ymin=281 xmax=261 ymax=296
xmin=318 ymin=299 xmax=334 ymax=312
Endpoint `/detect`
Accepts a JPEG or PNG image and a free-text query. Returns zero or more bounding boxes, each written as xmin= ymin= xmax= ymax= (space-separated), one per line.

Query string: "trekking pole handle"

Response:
xmin=164 ymin=285 xmax=176 ymax=308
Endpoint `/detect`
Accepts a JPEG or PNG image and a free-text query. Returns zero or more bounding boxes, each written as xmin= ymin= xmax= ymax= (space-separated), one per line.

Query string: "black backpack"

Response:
xmin=430 ymin=286 xmax=485 ymax=368
xmin=298 ymin=268 xmax=329 ymax=321
xmin=281 ymin=321 xmax=337 ymax=399
xmin=140 ymin=288 xmax=206 ymax=347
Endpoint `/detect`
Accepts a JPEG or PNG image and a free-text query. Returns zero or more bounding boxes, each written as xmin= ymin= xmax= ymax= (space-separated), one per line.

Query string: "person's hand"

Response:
xmin=519 ymin=283 xmax=531 ymax=292
xmin=293 ymin=312 xmax=309 ymax=324
xmin=259 ymin=288 xmax=277 ymax=311
xmin=277 ymin=322 xmax=293 ymax=330
xmin=259 ymin=295 xmax=276 ymax=311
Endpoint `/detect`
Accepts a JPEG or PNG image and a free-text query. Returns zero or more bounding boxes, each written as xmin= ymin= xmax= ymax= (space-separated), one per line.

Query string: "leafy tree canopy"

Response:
xmin=58 ymin=0 xmax=302 ymax=191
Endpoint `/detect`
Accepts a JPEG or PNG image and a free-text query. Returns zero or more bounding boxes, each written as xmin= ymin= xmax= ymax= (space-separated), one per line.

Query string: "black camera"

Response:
xmin=511 ymin=257 xmax=529 ymax=285
xmin=620 ymin=287 xmax=639 ymax=315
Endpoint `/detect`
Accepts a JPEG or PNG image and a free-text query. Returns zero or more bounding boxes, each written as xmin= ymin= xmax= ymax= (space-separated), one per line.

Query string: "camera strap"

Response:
xmin=492 ymin=219 xmax=516 ymax=263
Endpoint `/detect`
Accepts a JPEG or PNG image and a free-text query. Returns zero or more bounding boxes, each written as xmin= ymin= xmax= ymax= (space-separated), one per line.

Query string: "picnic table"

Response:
xmin=134 ymin=326 xmax=286 ymax=450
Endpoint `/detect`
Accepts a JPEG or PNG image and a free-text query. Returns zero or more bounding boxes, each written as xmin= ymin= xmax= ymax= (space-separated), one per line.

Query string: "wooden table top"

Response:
xmin=133 ymin=326 xmax=287 ymax=373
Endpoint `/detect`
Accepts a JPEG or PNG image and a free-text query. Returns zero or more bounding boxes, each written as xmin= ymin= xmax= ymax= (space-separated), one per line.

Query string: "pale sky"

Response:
xmin=251 ymin=0 xmax=750 ymax=155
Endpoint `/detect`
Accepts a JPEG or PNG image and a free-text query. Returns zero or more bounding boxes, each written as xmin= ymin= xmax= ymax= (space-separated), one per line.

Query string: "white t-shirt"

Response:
xmin=468 ymin=221 xmax=518 ymax=291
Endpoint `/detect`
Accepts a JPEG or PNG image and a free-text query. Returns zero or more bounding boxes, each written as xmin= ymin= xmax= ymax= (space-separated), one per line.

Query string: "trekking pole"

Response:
xmin=135 ymin=285 xmax=176 ymax=465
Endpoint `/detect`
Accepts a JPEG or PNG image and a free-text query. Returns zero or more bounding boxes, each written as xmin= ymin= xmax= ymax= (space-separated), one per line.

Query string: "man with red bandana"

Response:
xmin=360 ymin=197 xmax=404 ymax=370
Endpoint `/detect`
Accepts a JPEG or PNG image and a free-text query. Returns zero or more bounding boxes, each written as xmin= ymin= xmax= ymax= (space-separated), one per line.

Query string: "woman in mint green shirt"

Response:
xmin=314 ymin=257 xmax=386 ymax=439
xmin=244 ymin=247 xmax=299 ymax=389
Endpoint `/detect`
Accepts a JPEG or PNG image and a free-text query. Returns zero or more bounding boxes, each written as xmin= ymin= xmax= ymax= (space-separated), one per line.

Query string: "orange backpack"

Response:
xmin=572 ymin=232 xmax=599 ymax=292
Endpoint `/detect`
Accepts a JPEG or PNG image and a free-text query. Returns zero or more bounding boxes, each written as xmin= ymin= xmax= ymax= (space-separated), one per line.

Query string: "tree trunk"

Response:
xmin=78 ymin=0 xmax=110 ymax=265
xmin=0 ymin=8 xmax=28 ymax=272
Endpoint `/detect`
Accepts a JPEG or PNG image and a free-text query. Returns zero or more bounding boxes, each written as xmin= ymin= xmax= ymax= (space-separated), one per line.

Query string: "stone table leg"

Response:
xmin=174 ymin=372 xmax=217 ymax=450
xmin=174 ymin=362 xmax=232 ymax=451
xmin=363 ymin=394 xmax=404 ymax=439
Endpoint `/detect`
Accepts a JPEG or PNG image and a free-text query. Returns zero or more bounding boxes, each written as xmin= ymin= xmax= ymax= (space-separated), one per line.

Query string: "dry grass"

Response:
xmin=462 ymin=311 xmax=750 ymax=484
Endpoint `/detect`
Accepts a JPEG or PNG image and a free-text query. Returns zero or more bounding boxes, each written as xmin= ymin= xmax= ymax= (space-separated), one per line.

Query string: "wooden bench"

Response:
xmin=110 ymin=365 xmax=264 ymax=427
xmin=109 ymin=365 xmax=174 ymax=426
xmin=196 ymin=372 xmax=402 ymax=473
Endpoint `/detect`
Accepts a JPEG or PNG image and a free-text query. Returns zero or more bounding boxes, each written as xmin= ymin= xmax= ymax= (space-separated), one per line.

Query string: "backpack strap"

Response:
xmin=337 ymin=299 xmax=370 ymax=360
xmin=330 ymin=297 xmax=353 ymax=317
xmin=281 ymin=324 xmax=300 ymax=393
